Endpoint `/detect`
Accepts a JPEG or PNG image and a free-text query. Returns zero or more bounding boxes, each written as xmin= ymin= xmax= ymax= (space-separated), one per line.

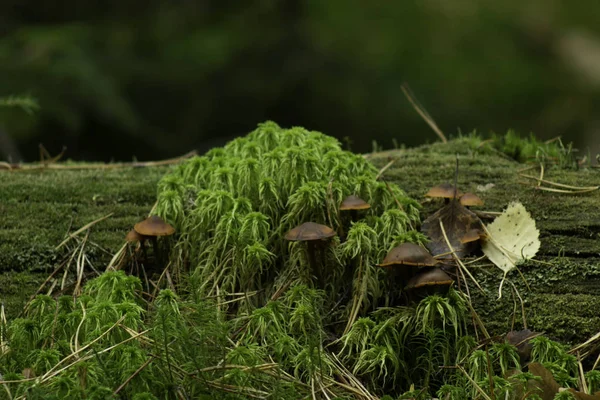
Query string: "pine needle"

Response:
xmin=401 ymin=83 xmax=447 ymax=143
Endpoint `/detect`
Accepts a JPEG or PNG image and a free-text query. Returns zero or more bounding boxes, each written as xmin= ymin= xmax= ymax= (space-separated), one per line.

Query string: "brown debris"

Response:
xmin=421 ymin=199 xmax=484 ymax=259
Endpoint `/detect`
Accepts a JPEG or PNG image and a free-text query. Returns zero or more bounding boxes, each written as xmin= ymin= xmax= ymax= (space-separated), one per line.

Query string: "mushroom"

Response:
xmin=285 ymin=222 xmax=336 ymax=285
xmin=126 ymin=229 xmax=146 ymax=243
xmin=340 ymin=195 xmax=370 ymax=218
xmin=379 ymin=243 xmax=438 ymax=268
xmin=404 ymin=267 xmax=453 ymax=295
xmin=460 ymin=192 xmax=484 ymax=207
xmin=378 ymin=243 xmax=438 ymax=283
xmin=125 ymin=228 xmax=148 ymax=260
xmin=460 ymin=228 xmax=483 ymax=244
xmin=425 ymin=183 xmax=463 ymax=204
xmin=134 ymin=215 xmax=175 ymax=264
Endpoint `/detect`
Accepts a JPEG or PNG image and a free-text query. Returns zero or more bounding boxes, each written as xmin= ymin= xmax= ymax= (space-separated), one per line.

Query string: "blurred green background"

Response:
xmin=1 ymin=0 xmax=600 ymax=162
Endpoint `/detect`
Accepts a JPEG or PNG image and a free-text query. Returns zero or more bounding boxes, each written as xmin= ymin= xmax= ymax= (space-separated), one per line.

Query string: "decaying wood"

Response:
xmin=2 ymin=138 xmax=600 ymax=344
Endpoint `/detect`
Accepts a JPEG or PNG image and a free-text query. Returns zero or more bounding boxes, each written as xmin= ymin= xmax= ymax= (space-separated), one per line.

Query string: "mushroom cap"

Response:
xmin=460 ymin=228 xmax=483 ymax=244
xmin=379 ymin=243 xmax=438 ymax=267
xmin=460 ymin=192 xmax=484 ymax=207
xmin=134 ymin=215 xmax=175 ymax=237
xmin=405 ymin=267 xmax=453 ymax=289
xmin=125 ymin=229 xmax=146 ymax=242
xmin=284 ymin=222 xmax=336 ymax=241
xmin=340 ymin=195 xmax=371 ymax=211
xmin=425 ymin=183 xmax=463 ymax=199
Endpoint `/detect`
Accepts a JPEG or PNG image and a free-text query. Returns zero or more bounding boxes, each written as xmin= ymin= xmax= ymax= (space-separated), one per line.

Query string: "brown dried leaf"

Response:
xmin=421 ymin=199 xmax=483 ymax=259
xmin=527 ymin=362 xmax=560 ymax=400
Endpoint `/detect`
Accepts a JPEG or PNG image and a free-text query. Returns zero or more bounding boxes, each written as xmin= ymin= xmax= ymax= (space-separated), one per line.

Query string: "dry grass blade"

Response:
xmin=535 ymin=186 xmax=599 ymax=194
xmin=106 ymin=242 xmax=128 ymax=271
xmin=40 ymin=315 xmax=126 ymax=382
xmin=113 ymin=356 xmax=154 ymax=395
xmin=507 ymin=280 xmax=528 ymax=329
xmin=577 ymin=352 xmax=588 ymax=394
xmin=401 ymin=83 xmax=447 ymax=143
xmin=73 ymin=231 xmax=90 ymax=296
xmin=457 ymin=365 xmax=493 ymax=400
xmin=438 ymin=219 xmax=484 ymax=292
xmin=329 ymin=353 xmax=378 ymax=400
xmin=0 ymin=303 xmax=7 ymax=355
xmin=3 ymin=150 xmax=198 ymax=172
xmin=55 ymin=213 xmax=114 ymax=250
xmin=72 ymin=302 xmax=88 ymax=355
xmin=519 ymin=173 xmax=599 ymax=191
xmin=35 ymin=328 xmax=150 ymax=389
xmin=375 ymin=158 xmax=396 ymax=180
xmin=571 ymin=330 xmax=600 ymax=355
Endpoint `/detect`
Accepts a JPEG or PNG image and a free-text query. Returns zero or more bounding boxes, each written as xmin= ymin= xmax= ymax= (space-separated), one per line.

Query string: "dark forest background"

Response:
xmin=1 ymin=1 xmax=600 ymax=162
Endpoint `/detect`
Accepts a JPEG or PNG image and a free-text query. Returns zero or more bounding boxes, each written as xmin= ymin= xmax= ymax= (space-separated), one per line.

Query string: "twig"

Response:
xmin=3 ymin=150 xmax=198 ymax=172
xmin=519 ymin=173 xmax=599 ymax=191
xmin=401 ymin=83 xmax=447 ymax=143
xmin=534 ymin=186 xmax=598 ymax=194
xmin=375 ymin=159 xmax=396 ymax=180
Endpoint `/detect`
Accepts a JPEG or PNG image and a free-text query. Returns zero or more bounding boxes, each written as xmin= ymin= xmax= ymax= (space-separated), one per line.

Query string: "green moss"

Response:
xmin=0 ymin=167 xmax=168 ymax=273
xmin=0 ymin=271 xmax=47 ymax=318
xmin=0 ymin=167 xmax=168 ymax=319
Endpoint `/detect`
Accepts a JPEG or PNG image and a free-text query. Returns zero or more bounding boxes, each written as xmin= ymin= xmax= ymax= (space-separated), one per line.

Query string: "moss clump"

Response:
xmin=156 ymin=121 xmax=421 ymax=308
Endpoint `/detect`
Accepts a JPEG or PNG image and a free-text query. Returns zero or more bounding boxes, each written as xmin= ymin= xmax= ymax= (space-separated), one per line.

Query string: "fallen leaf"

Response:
xmin=527 ymin=362 xmax=560 ymax=400
xmin=421 ymin=199 xmax=483 ymax=259
xmin=481 ymin=201 xmax=540 ymax=273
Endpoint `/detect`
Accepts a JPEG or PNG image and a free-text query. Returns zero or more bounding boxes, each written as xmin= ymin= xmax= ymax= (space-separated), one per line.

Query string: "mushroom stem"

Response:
xmin=307 ymin=242 xmax=321 ymax=287
xmin=139 ymin=239 xmax=148 ymax=262
xmin=150 ymin=236 xmax=160 ymax=265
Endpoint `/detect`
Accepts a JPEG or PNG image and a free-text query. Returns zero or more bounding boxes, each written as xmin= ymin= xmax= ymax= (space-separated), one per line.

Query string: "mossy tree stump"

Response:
xmin=2 ymin=139 xmax=600 ymax=344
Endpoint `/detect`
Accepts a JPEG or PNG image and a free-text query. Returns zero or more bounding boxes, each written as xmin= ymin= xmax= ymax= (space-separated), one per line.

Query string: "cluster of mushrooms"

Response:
xmin=283 ymin=195 xmax=369 ymax=284
xmin=394 ymin=182 xmax=487 ymax=293
xmin=283 ymin=186 xmax=487 ymax=298
xmin=124 ymin=185 xmax=486 ymax=297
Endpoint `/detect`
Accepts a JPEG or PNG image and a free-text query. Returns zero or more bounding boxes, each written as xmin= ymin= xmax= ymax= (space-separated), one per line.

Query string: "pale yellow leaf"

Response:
xmin=482 ymin=201 xmax=540 ymax=274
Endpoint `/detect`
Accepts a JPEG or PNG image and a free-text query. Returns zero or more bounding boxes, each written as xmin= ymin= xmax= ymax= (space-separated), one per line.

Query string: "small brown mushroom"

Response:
xmin=134 ymin=216 xmax=175 ymax=264
xmin=405 ymin=267 xmax=453 ymax=294
xmin=378 ymin=243 xmax=438 ymax=284
xmin=126 ymin=229 xmax=146 ymax=242
xmin=339 ymin=195 xmax=371 ymax=238
xmin=425 ymin=183 xmax=463 ymax=203
xmin=340 ymin=195 xmax=371 ymax=212
xmin=460 ymin=192 xmax=484 ymax=207
xmin=379 ymin=243 xmax=438 ymax=268
xmin=134 ymin=215 xmax=175 ymax=237
xmin=125 ymin=228 xmax=149 ymax=261
xmin=460 ymin=228 xmax=483 ymax=244
xmin=285 ymin=222 xmax=336 ymax=285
